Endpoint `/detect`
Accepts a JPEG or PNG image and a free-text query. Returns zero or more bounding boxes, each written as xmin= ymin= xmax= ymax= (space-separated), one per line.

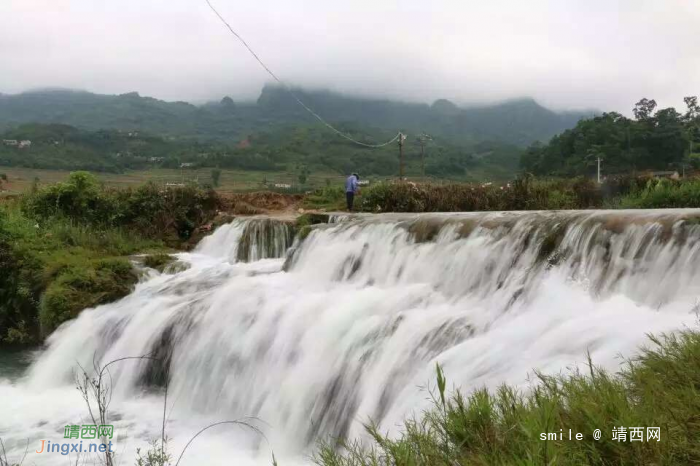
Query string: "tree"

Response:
xmin=520 ymin=99 xmax=692 ymax=176
xmin=633 ymin=98 xmax=657 ymax=121
xmin=684 ymin=96 xmax=699 ymax=121
xmin=298 ymin=165 xmax=310 ymax=185
xmin=210 ymin=168 xmax=221 ymax=187
xmin=684 ymin=96 xmax=700 ymax=169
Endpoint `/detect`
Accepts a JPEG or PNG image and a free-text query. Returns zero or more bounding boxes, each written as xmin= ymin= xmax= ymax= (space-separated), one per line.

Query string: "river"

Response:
xmin=0 ymin=210 xmax=698 ymax=465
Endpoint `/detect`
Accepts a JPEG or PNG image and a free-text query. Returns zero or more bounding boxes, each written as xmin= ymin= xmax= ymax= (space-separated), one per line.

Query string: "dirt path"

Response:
xmin=219 ymin=191 xmax=303 ymax=216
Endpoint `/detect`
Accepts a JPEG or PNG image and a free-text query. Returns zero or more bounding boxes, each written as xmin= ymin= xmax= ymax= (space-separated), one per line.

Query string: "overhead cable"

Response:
xmin=204 ymin=0 xmax=402 ymax=148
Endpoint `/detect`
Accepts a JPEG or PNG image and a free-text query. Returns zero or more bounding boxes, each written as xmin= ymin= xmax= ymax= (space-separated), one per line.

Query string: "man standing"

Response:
xmin=345 ymin=173 xmax=360 ymax=211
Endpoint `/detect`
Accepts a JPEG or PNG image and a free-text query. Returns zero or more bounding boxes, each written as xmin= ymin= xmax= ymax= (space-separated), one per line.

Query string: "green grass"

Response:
xmin=302 ymin=186 xmax=347 ymax=211
xmin=0 ymin=201 xmax=165 ymax=344
xmin=315 ymin=330 xmax=700 ymax=466
xmin=0 ymin=171 xmax=223 ymax=346
xmin=614 ymin=178 xmax=700 ymax=209
xmin=39 ymin=257 xmax=138 ymax=335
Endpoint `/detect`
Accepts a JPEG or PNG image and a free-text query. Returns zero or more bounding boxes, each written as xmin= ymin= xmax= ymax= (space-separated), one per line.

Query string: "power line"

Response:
xmin=204 ymin=0 xmax=402 ymax=148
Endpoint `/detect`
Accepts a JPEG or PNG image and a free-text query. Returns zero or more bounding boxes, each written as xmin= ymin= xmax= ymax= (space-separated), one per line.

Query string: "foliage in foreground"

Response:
xmin=0 ymin=172 xmax=220 ymax=346
xmin=0 ymin=205 xmax=152 ymax=344
xmin=316 ymin=330 xmax=700 ymax=466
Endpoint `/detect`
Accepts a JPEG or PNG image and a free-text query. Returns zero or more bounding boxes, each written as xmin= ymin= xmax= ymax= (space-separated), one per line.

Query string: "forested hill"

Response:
xmin=0 ymin=122 xmax=522 ymax=180
xmin=0 ymin=86 xmax=592 ymax=146
xmin=521 ymin=97 xmax=700 ymax=177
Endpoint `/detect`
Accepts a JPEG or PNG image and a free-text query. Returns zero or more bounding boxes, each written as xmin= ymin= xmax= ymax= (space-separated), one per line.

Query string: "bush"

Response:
xmin=22 ymin=171 xmax=120 ymax=224
xmin=359 ymin=178 xmax=599 ymax=213
xmin=356 ymin=176 xmax=700 ymax=213
xmin=617 ymin=178 xmax=700 ymax=209
xmin=120 ymin=182 xmax=220 ymax=241
xmin=22 ymin=172 xmax=221 ymax=242
xmin=0 ymin=230 xmax=43 ymax=345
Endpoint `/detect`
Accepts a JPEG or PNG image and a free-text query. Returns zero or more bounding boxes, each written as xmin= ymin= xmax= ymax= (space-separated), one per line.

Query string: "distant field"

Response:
xmin=0 ymin=166 xmax=352 ymax=195
xmin=0 ymin=166 xmax=471 ymax=198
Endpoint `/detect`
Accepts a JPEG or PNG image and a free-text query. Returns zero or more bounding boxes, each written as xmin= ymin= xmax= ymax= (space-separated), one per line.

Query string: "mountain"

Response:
xmin=0 ymin=86 xmax=593 ymax=147
xmin=254 ymin=86 xmax=592 ymax=146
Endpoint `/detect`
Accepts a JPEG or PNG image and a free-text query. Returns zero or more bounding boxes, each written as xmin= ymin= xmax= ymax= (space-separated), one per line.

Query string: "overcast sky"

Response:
xmin=0 ymin=0 xmax=698 ymax=114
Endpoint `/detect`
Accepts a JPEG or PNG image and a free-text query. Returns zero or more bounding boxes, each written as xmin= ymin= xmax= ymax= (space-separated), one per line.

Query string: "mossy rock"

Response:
xmin=295 ymin=213 xmax=330 ymax=242
xmin=407 ymin=218 xmax=444 ymax=243
xmin=39 ymin=258 xmax=137 ymax=336
xmin=143 ymin=253 xmax=176 ymax=272
xmin=298 ymin=225 xmax=312 ymax=241
xmin=296 ymin=213 xmax=330 ymax=229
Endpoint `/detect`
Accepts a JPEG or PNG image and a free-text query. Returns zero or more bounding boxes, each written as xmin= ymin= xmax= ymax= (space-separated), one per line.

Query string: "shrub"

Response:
xmin=617 ymin=178 xmax=700 ymax=209
xmin=22 ymin=173 xmax=221 ymax=242
xmin=359 ymin=178 xmax=596 ymax=213
xmin=22 ymin=171 xmax=120 ymax=224
xmin=0 ymin=208 xmax=45 ymax=345
xmin=355 ymin=176 xmax=700 ymax=213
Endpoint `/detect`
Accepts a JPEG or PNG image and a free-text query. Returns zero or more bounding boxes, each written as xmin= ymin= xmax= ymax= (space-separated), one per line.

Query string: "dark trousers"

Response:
xmin=346 ymin=192 xmax=355 ymax=211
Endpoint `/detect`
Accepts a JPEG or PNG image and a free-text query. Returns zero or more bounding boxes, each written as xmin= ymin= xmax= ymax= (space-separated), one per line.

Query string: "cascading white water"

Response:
xmin=1 ymin=210 xmax=699 ymax=465
xmin=195 ymin=217 xmax=294 ymax=263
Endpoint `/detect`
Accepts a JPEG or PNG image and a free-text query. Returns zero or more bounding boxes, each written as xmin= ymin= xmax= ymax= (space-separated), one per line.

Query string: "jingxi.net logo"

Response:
xmin=34 ymin=424 xmax=115 ymax=456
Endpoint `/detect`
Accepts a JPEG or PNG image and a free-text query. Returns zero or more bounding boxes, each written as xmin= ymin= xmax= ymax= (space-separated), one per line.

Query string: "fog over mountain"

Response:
xmin=0 ymin=86 xmax=592 ymax=147
xmin=1 ymin=0 xmax=698 ymax=114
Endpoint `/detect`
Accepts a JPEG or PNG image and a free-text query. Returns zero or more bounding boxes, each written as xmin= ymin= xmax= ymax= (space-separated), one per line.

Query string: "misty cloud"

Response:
xmin=0 ymin=0 xmax=698 ymax=113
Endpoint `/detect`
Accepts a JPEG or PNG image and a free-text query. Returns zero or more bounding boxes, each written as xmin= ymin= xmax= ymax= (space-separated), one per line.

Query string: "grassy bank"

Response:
xmin=0 ymin=172 xmax=220 ymax=346
xmin=303 ymin=175 xmax=700 ymax=213
xmin=613 ymin=178 xmax=700 ymax=209
xmin=316 ymin=330 xmax=700 ymax=466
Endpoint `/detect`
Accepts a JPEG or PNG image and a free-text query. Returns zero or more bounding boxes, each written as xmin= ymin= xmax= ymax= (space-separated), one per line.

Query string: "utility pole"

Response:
xmin=398 ymin=132 xmax=406 ymax=180
xmin=597 ymin=157 xmax=602 ymax=184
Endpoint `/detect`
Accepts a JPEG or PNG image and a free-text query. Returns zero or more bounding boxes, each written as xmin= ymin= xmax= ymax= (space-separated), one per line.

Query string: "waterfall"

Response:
xmin=195 ymin=217 xmax=294 ymax=263
xmin=1 ymin=210 xmax=699 ymax=465
xmin=236 ymin=218 xmax=294 ymax=262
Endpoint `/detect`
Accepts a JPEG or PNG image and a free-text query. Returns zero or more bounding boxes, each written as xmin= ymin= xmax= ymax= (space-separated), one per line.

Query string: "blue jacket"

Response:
xmin=345 ymin=175 xmax=359 ymax=193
